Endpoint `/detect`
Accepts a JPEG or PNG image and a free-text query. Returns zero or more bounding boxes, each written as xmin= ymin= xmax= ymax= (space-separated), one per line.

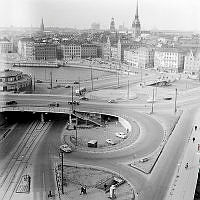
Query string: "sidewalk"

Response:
xmin=165 ymin=113 xmax=200 ymax=200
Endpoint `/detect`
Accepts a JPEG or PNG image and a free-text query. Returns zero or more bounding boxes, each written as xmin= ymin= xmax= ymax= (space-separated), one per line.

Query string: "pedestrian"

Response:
xmin=80 ymin=185 xmax=84 ymax=195
xmin=104 ymin=183 xmax=107 ymax=192
xmin=195 ymin=125 xmax=197 ymax=131
xmin=185 ymin=163 xmax=188 ymax=169
xmin=193 ymin=137 xmax=195 ymax=142
xmin=83 ymin=185 xmax=87 ymax=194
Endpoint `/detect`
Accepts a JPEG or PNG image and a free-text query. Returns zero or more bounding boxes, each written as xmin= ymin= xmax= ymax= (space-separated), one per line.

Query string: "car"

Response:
xmin=106 ymin=139 xmax=115 ymax=145
xmin=115 ymin=132 xmax=127 ymax=139
xmin=6 ymin=101 xmax=17 ymax=105
xmin=73 ymin=81 xmax=79 ymax=84
xmin=80 ymin=97 xmax=89 ymax=101
xmin=65 ymin=85 xmax=71 ymax=88
xmin=49 ymin=102 xmax=59 ymax=107
xmin=108 ymin=99 xmax=117 ymax=103
xmin=36 ymin=79 xmax=43 ymax=83
xmin=163 ymin=96 xmax=172 ymax=100
xmin=146 ymin=98 xmax=157 ymax=103
xmin=139 ymin=158 xmax=149 ymax=163
xmin=68 ymin=101 xmax=80 ymax=105
xmin=60 ymin=144 xmax=72 ymax=153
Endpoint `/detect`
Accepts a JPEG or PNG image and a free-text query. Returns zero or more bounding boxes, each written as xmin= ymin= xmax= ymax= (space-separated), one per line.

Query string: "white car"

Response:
xmin=115 ymin=132 xmax=127 ymax=139
xmin=106 ymin=139 xmax=115 ymax=145
xmin=146 ymin=98 xmax=157 ymax=103
xmin=60 ymin=144 xmax=72 ymax=153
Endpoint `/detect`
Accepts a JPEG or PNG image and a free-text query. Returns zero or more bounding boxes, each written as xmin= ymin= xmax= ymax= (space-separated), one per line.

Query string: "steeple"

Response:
xmin=132 ymin=0 xmax=141 ymax=38
xmin=135 ymin=0 xmax=139 ymax=19
xmin=40 ymin=18 xmax=44 ymax=32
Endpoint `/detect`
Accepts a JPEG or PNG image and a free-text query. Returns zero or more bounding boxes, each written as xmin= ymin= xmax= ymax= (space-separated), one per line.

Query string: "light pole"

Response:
xmin=140 ymin=65 xmax=143 ymax=83
xmin=59 ymin=149 xmax=64 ymax=194
xmin=74 ymin=117 xmax=78 ymax=147
xmin=90 ymin=64 xmax=93 ymax=90
xmin=50 ymin=71 xmax=53 ymax=89
xmin=174 ymin=88 xmax=178 ymax=113
xmin=33 ymin=74 xmax=36 ymax=91
xmin=151 ymin=88 xmax=155 ymax=114
xmin=127 ymin=80 xmax=129 ymax=99
xmin=71 ymin=86 xmax=74 ymax=111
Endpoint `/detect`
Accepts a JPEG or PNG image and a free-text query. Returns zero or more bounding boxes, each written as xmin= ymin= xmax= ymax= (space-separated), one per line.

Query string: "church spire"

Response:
xmin=135 ymin=0 xmax=139 ymax=19
xmin=40 ymin=18 xmax=44 ymax=32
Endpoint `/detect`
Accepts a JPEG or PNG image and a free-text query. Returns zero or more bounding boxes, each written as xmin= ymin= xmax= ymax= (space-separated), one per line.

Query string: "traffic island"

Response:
xmin=55 ymin=165 xmax=133 ymax=200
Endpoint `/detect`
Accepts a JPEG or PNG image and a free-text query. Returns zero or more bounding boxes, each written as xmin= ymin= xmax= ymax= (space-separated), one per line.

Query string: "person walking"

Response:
xmin=195 ymin=125 xmax=197 ymax=131
xmin=193 ymin=137 xmax=195 ymax=142
xmin=80 ymin=185 xmax=84 ymax=195
xmin=185 ymin=163 xmax=189 ymax=169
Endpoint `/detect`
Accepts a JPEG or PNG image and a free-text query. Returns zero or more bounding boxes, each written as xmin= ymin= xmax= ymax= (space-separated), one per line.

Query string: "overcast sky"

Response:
xmin=0 ymin=0 xmax=200 ymax=31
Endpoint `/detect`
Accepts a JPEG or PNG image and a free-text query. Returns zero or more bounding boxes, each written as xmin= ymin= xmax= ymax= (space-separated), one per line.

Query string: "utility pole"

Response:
xmin=174 ymin=88 xmax=178 ymax=113
xmin=127 ymin=80 xmax=129 ymax=99
xmin=74 ymin=118 xmax=78 ymax=147
xmin=71 ymin=86 xmax=74 ymax=111
xmin=59 ymin=149 xmax=64 ymax=194
xmin=90 ymin=65 xmax=93 ymax=90
xmin=50 ymin=72 xmax=53 ymax=89
xmin=117 ymin=70 xmax=120 ymax=88
xmin=151 ymin=88 xmax=155 ymax=114
xmin=33 ymin=74 xmax=35 ymax=91
xmin=78 ymin=76 xmax=81 ymax=94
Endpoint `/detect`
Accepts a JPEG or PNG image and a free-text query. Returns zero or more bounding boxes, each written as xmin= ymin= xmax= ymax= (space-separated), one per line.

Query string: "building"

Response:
xmin=61 ymin=41 xmax=81 ymax=60
xmin=103 ymin=37 xmax=111 ymax=60
xmin=91 ymin=23 xmax=100 ymax=30
xmin=184 ymin=49 xmax=200 ymax=75
xmin=132 ymin=0 xmax=141 ymax=38
xmin=0 ymin=69 xmax=32 ymax=92
xmin=34 ymin=42 xmax=57 ymax=60
xmin=154 ymin=47 xmax=185 ymax=73
xmin=0 ymin=40 xmax=13 ymax=53
xmin=110 ymin=39 xmax=122 ymax=62
xmin=124 ymin=45 xmax=154 ymax=68
xmin=81 ymin=44 xmax=97 ymax=58
xmin=110 ymin=18 xmax=116 ymax=33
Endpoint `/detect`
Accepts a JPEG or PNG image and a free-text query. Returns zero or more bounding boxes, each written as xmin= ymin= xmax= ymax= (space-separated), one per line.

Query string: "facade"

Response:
xmin=184 ymin=49 xmax=200 ymax=75
xmin=154 ymin=47 xmax=185 ymax=73
xmin=0 ymin=69 xmax=32 ymax=92
xmin=110 ymin=18 xmax=116 ymax=33
xmin=0 ymin=41 xmax=13 ymax=53
xmin=132 ymin=0 xmax=141 ymax=38
xmin=124 ymin=46 xmax=154 ymax=68
xmin=81 ymin=44 xmax=97 ymax=58
xmin=61 ymin=41 xmax=81 ymax=60
xmin=103 ymin=37 xmax=111 ymax=61
xmin=34 ymin=42 xmax=57 ymax=60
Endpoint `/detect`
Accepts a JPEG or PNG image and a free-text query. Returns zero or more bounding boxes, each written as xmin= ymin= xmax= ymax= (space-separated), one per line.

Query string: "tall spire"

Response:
xmin=135 ymin=0 xmax=139 ymax=19
xmin=40 ymin=18 xmax=44 ymax=32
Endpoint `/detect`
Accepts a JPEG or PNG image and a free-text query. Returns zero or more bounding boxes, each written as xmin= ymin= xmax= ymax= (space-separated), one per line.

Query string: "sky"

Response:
xmin=0 ymin=0 xmax=200 ymax=31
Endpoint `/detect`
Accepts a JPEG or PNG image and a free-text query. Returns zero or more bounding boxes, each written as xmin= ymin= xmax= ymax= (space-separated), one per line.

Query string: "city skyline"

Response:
xmin=0 ymin=0 xmax=200 ymax=31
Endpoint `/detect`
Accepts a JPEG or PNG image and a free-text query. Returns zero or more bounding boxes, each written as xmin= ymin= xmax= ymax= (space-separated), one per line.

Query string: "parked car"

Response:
xmin=73 ymin=81 xmax=79 ymax=84
xmin=59 ymin=144 xmax=72 ymax=153
xmin=6 ymin=101 xmax=17 ymax=105
xmin=107 ymin=99 xmax=117 ymax=103
xmin=49 ymin=102 xmax=59 ymax=107
xmin=80 ymin=97 xmax=89 ymax=101
xmin=115 ymin=132 xmax=127 ymax=139
xmin=106 ymin=139 xmax=115 ymax=145
xmin=65 ymin=85 xmax=71 ymax=88
xmin=68 ymin=101 xmax=80 ymax=105
xmin=146 ymin=98 xmax=157 ymax=103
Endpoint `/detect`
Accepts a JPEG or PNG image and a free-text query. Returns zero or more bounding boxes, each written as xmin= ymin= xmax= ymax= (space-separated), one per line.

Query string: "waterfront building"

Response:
xmin=81 ymin=44 xmax=97 ymax=58
xmin=132 ymin=0 xmax=141 ymax=38
xmin=61 ymin=41 xmax=81 ymax=60
xmin=184 ymin=49 xmax=200 ymax=75
xmin=34 ymin=42 xmax=57 ymax=60
xmin=103 ymin=37 xmax=111 ymax=61
xmin=110 ymin=38 xmax=122 ymax=62
xmin=0 ymin=41 xmax=13 ymax=53
xmin=124 ymin=46 xmax=154 ymax=68
xmin=0 ymin=69 xmax=32 ymax=92
xmin=154 ymin=47 xmax=185 ymax=73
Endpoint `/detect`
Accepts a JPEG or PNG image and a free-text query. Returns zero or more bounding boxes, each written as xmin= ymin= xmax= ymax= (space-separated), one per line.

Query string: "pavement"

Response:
xmin=164 ymin=110 xmax=200 ymax=200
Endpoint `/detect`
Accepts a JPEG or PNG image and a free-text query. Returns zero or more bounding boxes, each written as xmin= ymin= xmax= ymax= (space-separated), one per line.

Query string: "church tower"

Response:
xmin=40 ymin=18 xmax=45 ymax=32
xmin=110 ymin=18 xmax=115 ymax=33
xmin=132 ymin=0 xmax=141 ymax=38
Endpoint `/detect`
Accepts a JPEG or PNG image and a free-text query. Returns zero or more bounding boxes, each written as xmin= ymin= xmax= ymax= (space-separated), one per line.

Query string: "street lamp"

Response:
xmin=174 ymin=88 xmax=178 ymax=113
xmin=59 ymin=149 xmax=64 ymax=194
xmin=151 ymin=88 xmax=155 ymax=114
xmin=71 ymin=85 xmax=74 ymax=111
xmin=90 ymin=63 xmax=94 ymax=91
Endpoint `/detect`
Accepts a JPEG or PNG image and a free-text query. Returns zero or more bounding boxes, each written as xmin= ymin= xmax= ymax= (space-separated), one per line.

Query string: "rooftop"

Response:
xmin=0 ymin=69 xmax=22 ymax=78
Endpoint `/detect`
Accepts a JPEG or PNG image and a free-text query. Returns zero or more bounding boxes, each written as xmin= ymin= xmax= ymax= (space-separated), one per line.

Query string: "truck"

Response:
xmin=75 ymin=87 xmax=86 ymax=96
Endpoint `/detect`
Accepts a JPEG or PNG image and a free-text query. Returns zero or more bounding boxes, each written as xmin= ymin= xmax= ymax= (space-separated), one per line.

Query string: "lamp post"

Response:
xmin=151 ymin=88 xmax=155 ymax=114
xmin=74 ymin=118 xmax=78 ymax=147
xmin=71 ymin=86 xmax=74 ymax=111
xmin=50 ymin=71 xmax=53 ymax=89
xmin=59 ymin=149 xmax=64 ymax=194
xmin=174 ymin=88 xmax=178 ymax=113
xmin=90 ymin=64 xmax=93 ymax=91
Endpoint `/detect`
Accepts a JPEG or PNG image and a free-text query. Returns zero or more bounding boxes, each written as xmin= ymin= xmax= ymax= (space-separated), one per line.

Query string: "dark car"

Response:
xmin=6 ymin=101 xmax=17 ymax=105
xmin=49 ymin=102 xmax=59 ymax=107
xmin=80 ymin=97 xmax=89 ymax=101
xmin=73 ymin=81 xmax=79 ymax=84
xmin=68 ymin=101 xmax=80 ymax=105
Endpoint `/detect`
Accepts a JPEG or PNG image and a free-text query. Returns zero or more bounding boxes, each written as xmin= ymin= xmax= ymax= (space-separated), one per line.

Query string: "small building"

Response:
xmin=184 ymin=49 xmax=200 ymax=75
xmin=0 ymin=69 xmax=32 ymax=92
xmin=0 ymin=41 xmax=13 ymax=53
xmin=81 ymin=44 xmax=97 ymax=58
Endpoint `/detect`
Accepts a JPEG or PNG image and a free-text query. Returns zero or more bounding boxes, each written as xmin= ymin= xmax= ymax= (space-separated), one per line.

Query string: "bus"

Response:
xmin=75 ymin=87 xmax=86 ymax=96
